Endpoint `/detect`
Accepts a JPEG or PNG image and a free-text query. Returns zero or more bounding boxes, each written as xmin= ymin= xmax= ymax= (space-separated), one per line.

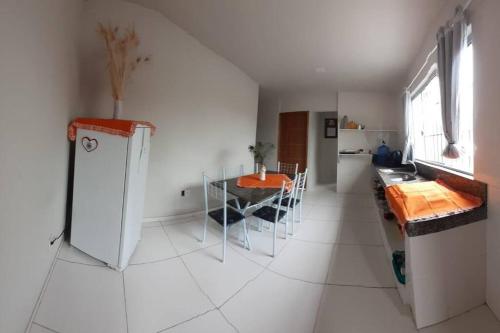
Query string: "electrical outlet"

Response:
xmin=181 ymin=189 xmax=190 ymax=197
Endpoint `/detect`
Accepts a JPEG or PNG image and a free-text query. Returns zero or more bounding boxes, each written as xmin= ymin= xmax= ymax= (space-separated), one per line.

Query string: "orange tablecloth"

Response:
xmin=237 ymin=174 xmax=292 ymax=192
xmin=68 ymin=118 xmax=156 ymax=141
xmin=385 ymin=179 xmax=483 ymax=227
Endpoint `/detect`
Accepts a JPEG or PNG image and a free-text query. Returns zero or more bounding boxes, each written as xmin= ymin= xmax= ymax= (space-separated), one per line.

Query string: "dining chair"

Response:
xmin=202 ymin=174 xmax=251 ymax=263
xmin=222 ymin=165 xmax=248 ymax=211
xmin=273 ymin=169 xmax=307 ymax=235
xmin=222 ymin=165 xmax=244 ymax=180
xmin=272 ymin=169 xmax=308 ymax=235
xmin=252 ymin=179 xmax=294 ymax=257
xmin=277 ymin=161 xmax=299 ymax=176
xmin=294 ymin=168 xmax=308 ymax=225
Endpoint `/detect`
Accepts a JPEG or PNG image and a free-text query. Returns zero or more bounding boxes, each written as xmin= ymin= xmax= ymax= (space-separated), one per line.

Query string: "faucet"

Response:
xmin=407 ymin=160 xmax=418 ymax=176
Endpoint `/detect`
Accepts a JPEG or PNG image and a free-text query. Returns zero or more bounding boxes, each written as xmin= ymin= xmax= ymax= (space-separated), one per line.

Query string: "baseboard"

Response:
xmin=143 ymin=210 xmax=204 ymax=225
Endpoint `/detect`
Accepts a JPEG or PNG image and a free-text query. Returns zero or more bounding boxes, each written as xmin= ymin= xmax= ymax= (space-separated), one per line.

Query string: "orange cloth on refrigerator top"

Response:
xmin=385 ymin=179 xmax=483 ymax=226
xmin=68 ymin=118 xmax=156 ymax=141
xmin=237 ymin=174 xmax=293 ymax=192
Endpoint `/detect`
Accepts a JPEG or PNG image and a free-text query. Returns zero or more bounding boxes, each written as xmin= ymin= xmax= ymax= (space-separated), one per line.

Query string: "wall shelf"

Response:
xmin=339 ymin=153 xmax=372 ymax=157
xmin=339 ymin=128 xmax=399 ymax=132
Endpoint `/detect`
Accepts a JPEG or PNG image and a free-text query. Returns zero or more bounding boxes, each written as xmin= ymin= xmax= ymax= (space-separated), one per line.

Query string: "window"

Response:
xmin=409 ymin=35 xmax=473 ymax=174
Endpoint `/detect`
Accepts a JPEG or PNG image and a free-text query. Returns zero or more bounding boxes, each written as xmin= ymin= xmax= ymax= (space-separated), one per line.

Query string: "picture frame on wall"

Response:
xmin=324 ymin=118 xmax=338 ymax=138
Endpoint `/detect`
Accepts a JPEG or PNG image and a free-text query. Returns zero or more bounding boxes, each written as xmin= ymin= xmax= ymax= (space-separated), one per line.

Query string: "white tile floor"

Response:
xmin=29 ymin=186 xmax=500 ymax=333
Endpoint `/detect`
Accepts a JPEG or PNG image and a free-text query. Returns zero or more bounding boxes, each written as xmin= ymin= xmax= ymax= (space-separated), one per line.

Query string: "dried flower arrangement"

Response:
xmin=97 ymin=23 xmax=150 ymax=118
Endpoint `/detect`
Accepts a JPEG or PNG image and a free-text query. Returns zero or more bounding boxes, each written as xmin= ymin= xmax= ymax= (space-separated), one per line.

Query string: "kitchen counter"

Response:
xmin=372 ymin=163 xmax=487 ymax=328
xmin=373 ymin=164 xmax=487 ymax=237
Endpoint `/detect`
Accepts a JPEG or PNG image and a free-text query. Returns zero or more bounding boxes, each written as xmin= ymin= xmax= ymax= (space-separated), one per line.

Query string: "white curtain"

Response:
xmin=402 ymin=90 xmax=413 ymax=164
xmin=436 ymin=6 xmax=467 ymax=159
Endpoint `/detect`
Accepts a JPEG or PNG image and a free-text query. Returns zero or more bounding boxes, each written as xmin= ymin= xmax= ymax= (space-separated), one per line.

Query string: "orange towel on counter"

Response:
xmin=68 ymin=118 xmax=156 ymax=141
xmin=237 ymin=174 xmax=292 ymax=192
xmin=385 ymin=179 xmax=483 ymax=227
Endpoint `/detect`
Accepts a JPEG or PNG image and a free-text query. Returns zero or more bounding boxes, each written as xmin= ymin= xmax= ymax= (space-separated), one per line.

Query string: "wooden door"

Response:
xmin=278 ymin=111 xmax=308 ymax=172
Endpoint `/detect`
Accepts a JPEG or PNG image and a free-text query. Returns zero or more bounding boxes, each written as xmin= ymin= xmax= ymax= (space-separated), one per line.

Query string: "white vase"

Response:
xmin=113 ymin=100 xmax=123 ymax=119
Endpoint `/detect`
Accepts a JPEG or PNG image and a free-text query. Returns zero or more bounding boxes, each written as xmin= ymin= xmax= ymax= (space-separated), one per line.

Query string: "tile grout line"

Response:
xmin=157 ymin=227 xmax=295 ymax=331
xmin=31 ymin=322 xmax=62 ymax=333
xmin=25 ymin=240 xmax=64 ymax=333
xmin=145 ymin=221 xmax=242 ymax=333
xmin=159 ymin=223 xmax=227 ymax=332
xmin=156 ymin=309 xmax=215 ymax=333
xmin=56 ymin=257 xmax=106 ymax=267
xmin=217 ymin=308 xmax=241 ymax=333
xmin=122 ymin=272 xmax=130 ymax=333
xmin=48 ymin=203 xmax=391 ymax=333
xmin=218 ymin=239 xmax=293 ymax=309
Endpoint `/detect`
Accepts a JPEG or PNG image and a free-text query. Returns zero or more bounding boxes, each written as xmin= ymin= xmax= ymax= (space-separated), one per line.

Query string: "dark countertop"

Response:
xmin=373 ymin=164 xmax=487 ymax=237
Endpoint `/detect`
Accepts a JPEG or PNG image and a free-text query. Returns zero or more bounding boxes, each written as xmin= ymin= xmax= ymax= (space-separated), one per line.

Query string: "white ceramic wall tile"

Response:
xmin=124 ymin=258 xmax=214 ymax=333
xmin=314 ymin=286 xmax=417 ymax=333
xmin=221 ymin=271 xmax=323 ymax=333
xmin=407 ymin=233 xmax=445 ymax=280
xmin=162 ymin=310 xmax=236 ymax=333
xmin=487 ymin=185 xmax=500 ymax=254
xmin=129 ymin=227 xmax=177 ymax=264
xmin=58 ymin=241 xmax=105 ymax=266
xmin=487 ymin=248 xmax=500 ymax=317
xmin=327 ymin=244 xmax=395 ymax=287
xmin=35 ymin=261 xmax=127 ymax=333
xmin=421 ymin=306 xmax=500 ymax=333
xmin=164 ymin=218 xmax=221 ymax=255
xmin=446 ymin=252 xmax=486 ymax=317
xmin=408 ymin=222 xmax=487 ymax=327
xmin=269 ymin=240 xmax=334 ymax=283
xmin=411 ymin=275 xmax=448 ymax=328
xmin=182 ymin=245 xmax=264 ymax=306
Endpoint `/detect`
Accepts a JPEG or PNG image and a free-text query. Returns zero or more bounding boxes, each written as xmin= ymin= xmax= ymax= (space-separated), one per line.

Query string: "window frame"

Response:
xmin=409 ymin=59 xmax=473 ymax=177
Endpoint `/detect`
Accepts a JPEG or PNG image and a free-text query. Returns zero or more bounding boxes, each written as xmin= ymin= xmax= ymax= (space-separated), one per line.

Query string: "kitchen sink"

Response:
xmin=388 ymin=172 xmax=417 ymax=182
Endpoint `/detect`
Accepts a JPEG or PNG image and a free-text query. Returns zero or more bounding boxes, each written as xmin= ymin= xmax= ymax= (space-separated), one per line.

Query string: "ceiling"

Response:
xmin=129 ymin=0 xmax=447 ymax=94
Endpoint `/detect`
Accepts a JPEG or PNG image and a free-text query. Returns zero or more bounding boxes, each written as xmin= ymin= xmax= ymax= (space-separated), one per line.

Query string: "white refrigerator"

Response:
xmin=70 ymin=125 xmax=151 ymax=270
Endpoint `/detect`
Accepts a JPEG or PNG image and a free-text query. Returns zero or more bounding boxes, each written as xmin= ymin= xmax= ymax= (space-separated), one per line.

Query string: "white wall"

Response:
xmin=0 ymin=1 xmax=83 ymax=332
xmin=404 ymin=0 xmax=500 ymax=319
xmin=256 ymin=91 xmax=338 ymax=188
xmin=337 ymin=91 xmax=401 ymax=193
xmin=470 ymin=0 xmax=500 ymax=319
xmin=317 ymin=112 xmax=338 ymax=184
xmin=80 ymin=0 xmax=259 ymax=218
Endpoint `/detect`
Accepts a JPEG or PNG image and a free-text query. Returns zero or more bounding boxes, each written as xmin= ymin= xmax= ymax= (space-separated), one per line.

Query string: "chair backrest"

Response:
xmin=203 ymin=174 xmax=227 ymax=219
xmin=277 ymin=161 xmax=299 ymax=176
xmin=222 ymin=165 xmax=245 ymax=180
xmin=296 ymin=168 xmax=308 ymax=202
xmin=274 ymin=178 xmax=296 ymax=221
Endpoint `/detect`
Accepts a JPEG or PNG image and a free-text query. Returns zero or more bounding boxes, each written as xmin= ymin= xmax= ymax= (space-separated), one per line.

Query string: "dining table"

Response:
xmin=211 ymin=171 xmax=295 ymax=250
xmin=221 ymin=171 xmax=295 ymax=213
